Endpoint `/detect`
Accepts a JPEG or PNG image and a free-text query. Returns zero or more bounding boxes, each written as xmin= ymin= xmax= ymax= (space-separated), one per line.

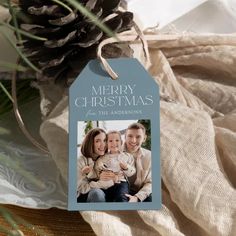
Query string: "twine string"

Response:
xmin=97 ymin=21 xmax=150 ymax=80
xmin=11 ymin=66 xmax=50 ymax=154
xmin=97 ymin=22 xmax=179 ymax=80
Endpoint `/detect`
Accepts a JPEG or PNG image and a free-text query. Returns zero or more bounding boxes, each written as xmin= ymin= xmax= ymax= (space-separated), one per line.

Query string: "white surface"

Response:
xmin=161 ymin=0 xmax=236 ymax=33
xmin=127 ymin=0 xmax=207 ymax=29
xmin=1 ymin=0 xmax=236 ymax=209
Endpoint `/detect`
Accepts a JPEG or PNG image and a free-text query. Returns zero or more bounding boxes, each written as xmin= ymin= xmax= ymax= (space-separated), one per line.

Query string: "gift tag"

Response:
xmin=68 ymin=58 xmax=161 ymax=211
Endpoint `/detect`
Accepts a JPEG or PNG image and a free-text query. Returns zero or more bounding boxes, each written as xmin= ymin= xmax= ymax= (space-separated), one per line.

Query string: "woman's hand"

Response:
xmin=81 ymin=165 xmax=92 ymax=175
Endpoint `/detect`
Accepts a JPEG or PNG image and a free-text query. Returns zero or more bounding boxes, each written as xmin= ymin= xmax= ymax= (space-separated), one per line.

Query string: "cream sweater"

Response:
xmin=94 ymin=152 xmax=136 ymax=188
xmin=77 ymin=155 xmax=114 ymax=196
xmin=125 ymin=146 xmax=152 ymax=202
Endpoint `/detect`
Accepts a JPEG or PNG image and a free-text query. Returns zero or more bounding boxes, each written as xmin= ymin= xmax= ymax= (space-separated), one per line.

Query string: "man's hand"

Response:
xmin=120 ymin=162 xmax=128 ymax=170
xmin=125 ymin=194 xmax=139 ymax=202
xmin=100 ymin=171 xmax=116 ymax=181
xmin=81 ymin=165 xmax=92 ymax=175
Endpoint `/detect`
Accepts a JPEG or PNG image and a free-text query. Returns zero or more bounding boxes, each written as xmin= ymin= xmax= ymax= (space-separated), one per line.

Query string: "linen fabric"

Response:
xmin=40 ymin=33 xmax=236 ymax=236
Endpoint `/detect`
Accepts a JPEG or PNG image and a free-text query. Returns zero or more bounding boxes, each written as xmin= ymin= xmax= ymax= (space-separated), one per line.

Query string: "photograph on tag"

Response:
xmin=77 ymin=119 xmax=152 ymax=203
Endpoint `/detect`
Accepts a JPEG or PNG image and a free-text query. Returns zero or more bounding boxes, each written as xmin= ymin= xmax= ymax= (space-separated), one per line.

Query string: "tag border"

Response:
xmin=68 ymin=58 xmax=161 ymax=211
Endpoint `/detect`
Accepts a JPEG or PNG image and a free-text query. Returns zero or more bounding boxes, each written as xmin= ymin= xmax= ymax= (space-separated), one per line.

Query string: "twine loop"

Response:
xmin=97 ymin=21 xmax=151 ymax=80
xmin=97 ymin=21 xmax=179 ymax=80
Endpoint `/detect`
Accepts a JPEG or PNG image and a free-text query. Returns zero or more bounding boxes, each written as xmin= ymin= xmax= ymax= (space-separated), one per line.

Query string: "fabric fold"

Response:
xmin=39 ymin=32 xmax=236 ymax=236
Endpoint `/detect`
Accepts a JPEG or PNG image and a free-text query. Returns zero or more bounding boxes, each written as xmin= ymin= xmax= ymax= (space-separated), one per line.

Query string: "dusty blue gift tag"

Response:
xmin=68 ymin=58 xmax=161 ymax=211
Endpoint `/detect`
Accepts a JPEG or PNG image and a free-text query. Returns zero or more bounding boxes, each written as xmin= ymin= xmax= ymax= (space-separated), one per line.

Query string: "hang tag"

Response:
xmin=68 ymin=58 xmax=161 ymax=211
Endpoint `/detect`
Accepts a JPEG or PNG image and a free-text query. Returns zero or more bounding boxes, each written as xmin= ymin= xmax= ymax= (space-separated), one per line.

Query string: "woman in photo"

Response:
xmin=77 ymin=128 xmax=136 ymax=203
xmin=77 ymin=128 xmax=117 ymax=202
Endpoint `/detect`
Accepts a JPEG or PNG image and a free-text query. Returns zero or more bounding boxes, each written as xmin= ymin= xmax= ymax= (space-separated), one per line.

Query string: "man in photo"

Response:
xmin=82 ymin=122 xmax=152 ymax=203
xmin=124 ymin=123 xmax=152 ymax=202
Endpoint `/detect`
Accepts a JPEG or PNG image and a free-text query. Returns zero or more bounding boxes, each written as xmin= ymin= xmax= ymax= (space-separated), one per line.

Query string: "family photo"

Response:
xmin=77 ymin=120 xmax=152 ymax=203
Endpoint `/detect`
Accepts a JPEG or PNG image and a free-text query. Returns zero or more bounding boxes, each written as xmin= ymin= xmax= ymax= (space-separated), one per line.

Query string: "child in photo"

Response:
xmin=91 ymin=130 xmax=136 ymax=202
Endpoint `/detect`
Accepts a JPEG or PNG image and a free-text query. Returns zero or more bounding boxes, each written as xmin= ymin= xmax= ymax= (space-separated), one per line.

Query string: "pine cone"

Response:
xmin=17 ymin=0 xmax=134 ymax=83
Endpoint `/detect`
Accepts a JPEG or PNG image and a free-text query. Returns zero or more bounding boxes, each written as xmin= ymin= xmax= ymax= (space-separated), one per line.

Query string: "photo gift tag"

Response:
xmin=69 ymin=58 xmax=161 ymax=211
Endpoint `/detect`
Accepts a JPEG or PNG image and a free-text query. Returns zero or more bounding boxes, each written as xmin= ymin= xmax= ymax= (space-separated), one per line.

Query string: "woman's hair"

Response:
xmin=81 ymin=128 xmax=106 ymax=159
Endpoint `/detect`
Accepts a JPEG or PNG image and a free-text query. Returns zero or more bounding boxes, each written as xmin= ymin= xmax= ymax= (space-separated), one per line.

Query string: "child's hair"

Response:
xmin=81 ymin=128 xmax=107 ymax=159
xmin=107 ymin=130 xmax=122 ymax=142
xmin=107 ymin=130 xmax=123 ymax=153
xmin=126 ymin=123 xmax=146 ymax=134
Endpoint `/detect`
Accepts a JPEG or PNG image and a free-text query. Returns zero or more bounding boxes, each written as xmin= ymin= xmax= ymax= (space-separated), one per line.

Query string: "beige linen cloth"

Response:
xmin=40 ymin=33 xmax=236 ymax=236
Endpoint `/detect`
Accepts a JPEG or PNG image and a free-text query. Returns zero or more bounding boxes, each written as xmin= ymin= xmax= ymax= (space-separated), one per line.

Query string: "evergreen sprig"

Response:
xmin=0 ymin=2 xmax=130 ymax=234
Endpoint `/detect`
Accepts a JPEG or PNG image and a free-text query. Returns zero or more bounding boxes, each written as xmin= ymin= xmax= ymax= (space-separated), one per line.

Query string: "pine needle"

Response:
xmin=0 ymin=81 xmax=14 ymax=102
xmin=0 ymin=21 xmax=47 ymax=41
xmin=0 ymin=206 xmax=48 ymax=236
xmin=7 ymin=0 xmax=22 ymax=42
xmin=0 ymin=79 xmax=39 ymax=116
xmin=0 ymin=225 xmax=12 ymax=235
xmin=0 ymin=208 xmax=18 ymax=230
xmin=0 ymin=152 xmax=45 ymax=189
xmin=11 ymin=210 xmax=48 ymax=236
xmin=65 ymin=0 xmax=119 ymax=40
xmin=51 ymin=0 xmax=73 ymax=13
xmin=0 ymin=61 xmax=27 ymax=72
xmin=0 ymin=30 xmax=41 ymax=73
